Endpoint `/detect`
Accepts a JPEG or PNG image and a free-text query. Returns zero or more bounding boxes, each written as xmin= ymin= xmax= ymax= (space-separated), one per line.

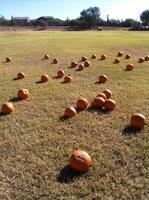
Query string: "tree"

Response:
xmin=121 ymin=18 xmax=138 ymax=27
xmin=140 ymin=10 xmax=149 ymax=26
xmin=80 ymin=7 xmax=100 ymax=27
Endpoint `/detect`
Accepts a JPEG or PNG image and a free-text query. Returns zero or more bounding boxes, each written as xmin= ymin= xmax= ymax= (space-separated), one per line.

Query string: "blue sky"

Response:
xmin=0 ymin=0 xmax=148 ymax=20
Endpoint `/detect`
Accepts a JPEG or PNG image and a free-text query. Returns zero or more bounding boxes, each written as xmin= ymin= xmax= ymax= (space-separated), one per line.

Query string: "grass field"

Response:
xmin=0 ymin=30 xmax=149 ymax=200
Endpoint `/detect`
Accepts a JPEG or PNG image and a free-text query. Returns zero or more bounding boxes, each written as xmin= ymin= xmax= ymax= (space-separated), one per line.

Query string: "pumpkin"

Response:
xmin=145 ymin=55 xmax=149 ymax=61
xmin=104 ymin=99 xmax=116 ymax=111
xmin=82 ymin=56 xmax=87 ymax=62
xmin=41 ymin=74 xmax=49 ymax=82
xmin=103 ymin=89 xmax=112 ymax=99
xmin=101 ymin=55 xmax=106 ymax=60
xmin=1 ymin=102 xmax=14 ymax=114
xmin=92 ymin=54 xmax=97 ymax=59
xmin=57 ymin=70 xmax=65 ymax=78
xmin=98 ymin=75 xmax=107 ymax=83
xmin=64 ymin=75 xmax=72 ymax=83
xmin=17 ymin=72 xmax=26 ymax=79
xmin=53 ymin=58 xmax=58 ymax=64
xmin=64 ymin=106 xmax=76 ymax=118
xmin=130 ymin=113 xmax=145 ymax=129
xmin=139 ymin=57 xmax=145 ymax=63
xmin=17 ymin=89 xmax=29 ymax=100
xmin=44 ymin=54 xmax=50 ymax=59
xmin=71 ymin=61 xmax=78 ymax=67
xmin=84 ymin=61 xmax=90 ymax=67
xmin=96 ymin=93 xmax=107 ymax=100
xmin=91 ymin=97 xmax=105 ymax=108
xmin=69 ymin=149 xmax=92 ymax=172
xmin=6 ymin=57 xmax=12 ymax=62
xmin=125 ymin=54 xmax=131 ymax=59
xmin=126 ymin=64 xmax=134 ymax=71
xmin=76 ymin=98 xmax=89 ymax=110
xmin=78 ymin=63 xmax=84 ymax=71
xmin=114 ymin=58 xmax=120 ymax=63
xmin=117 ymin=52 xmax=123 ymax=57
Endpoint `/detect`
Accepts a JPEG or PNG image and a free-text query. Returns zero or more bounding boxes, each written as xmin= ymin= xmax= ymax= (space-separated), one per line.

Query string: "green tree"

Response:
xmin=140 ymin=10 xmax=149 ymax=26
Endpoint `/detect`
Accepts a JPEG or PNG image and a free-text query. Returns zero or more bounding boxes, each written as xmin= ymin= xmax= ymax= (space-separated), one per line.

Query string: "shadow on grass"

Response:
xmin=52 ymin=76 xmax=59 ymax=79
xmin=122 ymin=125 xmax=142 ymax=135
xmin=12 ymin=77 xmax=19 ymax=81
xmin=9 ymin=97 xmax=21 ymax=102
xmin=57 ymin=165 xmax=84 ymax=183
xmin=94 ymin=81 xmax=104 ymax=84
xmin=0 ymin=112 xmax=8 ymax=117
xmin=87 ymin=106 xmax=110 ymax=114
xmin=35 ymin=80 xmax=45 ymax=84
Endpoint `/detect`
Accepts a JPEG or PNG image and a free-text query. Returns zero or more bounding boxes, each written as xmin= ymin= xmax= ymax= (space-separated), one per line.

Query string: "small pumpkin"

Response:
xmin=126 ymin=64 xmax=134 ymax=71
xmin=117 ymin=52 xmax=123 ymax=57
xmin=64 ymin=106 xmax=76 ymax=118
xmin=78 ymin=63 xmax=84 ymax=71
xmin=92 ymin=54 xmax=96 ymax=59
xmin=130 ymin=113 xmax=145 ymax=129
xmin=98 ymin=75 xmax=107 ymax=83
xmin=53 ymin=58 xmax=58 ymax=64
xmin=101 ymin=55 xmax=106 ymax=60
xmin=17 ymin=89 xmax=29 ymax=100
xmin=114 ymin=58 xmax=120 ymax=63
xmin=96 ymin=92 xmax=107 ymax=100
xmin=76 ymin=98 xmax=89 ymax=110
xmin=69 ymin=149 xmax=92 ymax=173
xmin=6 ymin=57 xmax=12 ymax=62
xmin=139 ymin=57 xmax=145 ymax=63
xmin=82 ymin=56 xmax=87 ymax=62
xmin=17 ymin=72 xmax=26 ymax=79
xmin=1 ymin=102 xmax=14 ymax=114
xmin=41 ymin=74 xmax=49 ymax=82
xmin=145 ymin=55 xmax=149 ymax=61
xmin=44 ymin=54 xmax=50 ymax=59
xmin=91 ymin=97 xmax=105 ymax=108
xmin=71 ymin=61 xmax=78 ymax=67
xmin=125 ymin=54 xmax=131 ymax=59
xmin=84 ymin=61 xmax=90 ymax=67
xmin=103 ymin=89 xmax=112 ymax=99
xmin=64 ymin=75 xmax=72 ymax=83
xmin=104 ymin=99 xmax=116 ymax=111
xmin=57 ymin=70 xmax=65 ymax=78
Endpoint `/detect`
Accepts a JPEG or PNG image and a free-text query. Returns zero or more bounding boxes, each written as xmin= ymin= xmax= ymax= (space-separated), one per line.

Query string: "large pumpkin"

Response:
xmin=64 ymin=75 xmax=72 ymax=83
xmin=17 ymin=89 xmax=29 ymax=100
xmin=126 ymin=64 xmax=134 ymax=71
xmin=53 ymin=58 xmax=59 ymax=64
xmin=139 ymin=57 xmax=145 ymax=63
xmin=57 ymin=70 xmax=65 ymax=78
xmin=117 ymin=52 xmax=123 ymax=57
xmin=104 ymin=99 xmax=116 ymax=111
xmin=101 ymin=55 xmax=106 ymax=60
xmin=92 ymin=54 xmax=97 ymax=59
xmin=17 ymin=72 xmax=26 ymax=79
xmin=1 ymin=102 xmax=14 ymax=114
xmin=6 ymin=57 xmax=12 ymax=62
xmin=71 ymin=61 xmax=78 ymax=68
xmin=78 ymin=63 xmax=84 ymax=71
xmin=91 ymin=97 xmax=105 ymax=108
xmin=130 ymin=113 xmax=145 ymax=129
xmin=41 ymin=74 xmax=49 ymax=82
xmin=82 ymin=56 xmax=87 ymax=62
xmin=64 ymin=106 xmax=76 ymax=118
xmin=69 ymin=149 xmax=92 ymax=172
xmin=125 ymin=54 xmax=131 ymax=59
xmin=96 ymin=92 xmax=107 ymax=100
xmin=114 ymin=58 xmax=120 ymax=63
xmin=76 ymin=98 xmax=89 ymax=110
xmin=98 ymin=75 xmax=107 ymax=83
xmin=103 ymin=89 xmax=112 ymax=99
xmin=84 ymin=61 xmax=90 ymax=67
xmin=44 ymin=54 xmax=50 ymax=59
xmin=145 ymin=56 xmax=149 ymax=61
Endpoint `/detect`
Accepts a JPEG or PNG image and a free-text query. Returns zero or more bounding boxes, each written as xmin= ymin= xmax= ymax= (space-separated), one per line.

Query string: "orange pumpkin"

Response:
xmin=130 ymin=113 xmax=145 ymax=129
xmin=92 ymin=54 xmax=96 ymax=59
xmin=17 ymin=72 xmax=26 ymax=79
xmin=125 ymin=54 xmax=131 ymax=59
xmin=126 ymin=64 xmax=134 ymax=71
xmin=101 ymin=55 xmax=106 ymax=60
xmin=76 ymin=98 xmax=89 ymax=110
xmin=82 ymin=56 xmax=87 ymax=62
xmin=103 ymin=89 xmax=112 ymax=99
xmin=104 ymin=99 xmax=116 ymax=111
xmin=145 ymin=56 xmax=149 ymax=61
xmin=57 ymin=70 xmax=65 ymax=78
xmin=53 ymin=58 xmax=58 ymax=64
xmin=64 ymin=106 xmax=76 ymax=118
xmin=41 ymin=74 xmax=49 ymax=82
xmin=84 ymin=61 xmax=90 ymax=67
xmin=78 ymin=63 xmax=84 ymax=71
xmin=44 ymin=54 xmax=50 ymax=59
xmin=117 ymin=52 xmax=123 ymax=57
xmin=96 ymin=93 xmax=107 ymax=100
xmin=17 ymin=89 xmax=29 ymax=100
xmin=1 ymin=102 xmax=14 ymax=114
xmin=114 ymin=58 xmax=120 ymax=63
xmin=6 ymin=57 xmax=12 ymax=62
xmin=64 ymin=75 xmax=72 ymax=83
xmin=139 ymin=57 xmax=145 ymax=63
xmin=71 ymin=61 xmax=78 ymax=67
xmin=98 ymin=75 xmax=107 ymax=83
xmin=91 ymin=97 xmax=105 ymax=108
xmin=69 ymin=149 xmax=92 ymax=172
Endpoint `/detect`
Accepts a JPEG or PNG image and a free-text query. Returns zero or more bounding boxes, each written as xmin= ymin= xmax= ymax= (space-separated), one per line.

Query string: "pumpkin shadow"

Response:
xmin=52 ymin=76 xmax=59 ymax=79
xmin=87 ymin=106 xmax=110 ymax=114
xmin=0 ymin=112 xmax=8 ymax=117
xmin=12 ymin=77 xmax=19 ymax=81
xmin=94 ymin=81 xmax=103 ymax=84
xmin=57 ymin=165 xmax=83 ymax=183
xmin=122 ymin=125 xmax=142 ymax=135
xmin=59 ymin=115 xmax=69 ymax=121
xmin=35 ymin=80 xmax=44 ymax=84
xmin=60 ymin=81 xmax=68 ymax=84
xmin=9 ymin=97 xmax=21 ymax=102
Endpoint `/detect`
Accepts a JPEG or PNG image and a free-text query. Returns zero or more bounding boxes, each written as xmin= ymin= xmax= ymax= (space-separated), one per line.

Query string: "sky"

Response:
xmin=0 ymin=0 xmax=149 ymax=21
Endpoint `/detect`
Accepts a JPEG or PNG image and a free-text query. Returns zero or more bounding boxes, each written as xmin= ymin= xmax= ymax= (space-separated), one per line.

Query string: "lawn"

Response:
xmin=0 ymin=30 xmax=149 ymax=200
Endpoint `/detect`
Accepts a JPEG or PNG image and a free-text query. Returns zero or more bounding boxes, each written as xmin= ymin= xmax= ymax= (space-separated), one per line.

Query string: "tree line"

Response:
xmin=0 ymin=7 xmax=149 ymax=28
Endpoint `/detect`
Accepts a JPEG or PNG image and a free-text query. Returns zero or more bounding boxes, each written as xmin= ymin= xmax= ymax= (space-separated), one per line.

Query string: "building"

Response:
xmin=11 ymin=16 xmax=30 ymax=25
